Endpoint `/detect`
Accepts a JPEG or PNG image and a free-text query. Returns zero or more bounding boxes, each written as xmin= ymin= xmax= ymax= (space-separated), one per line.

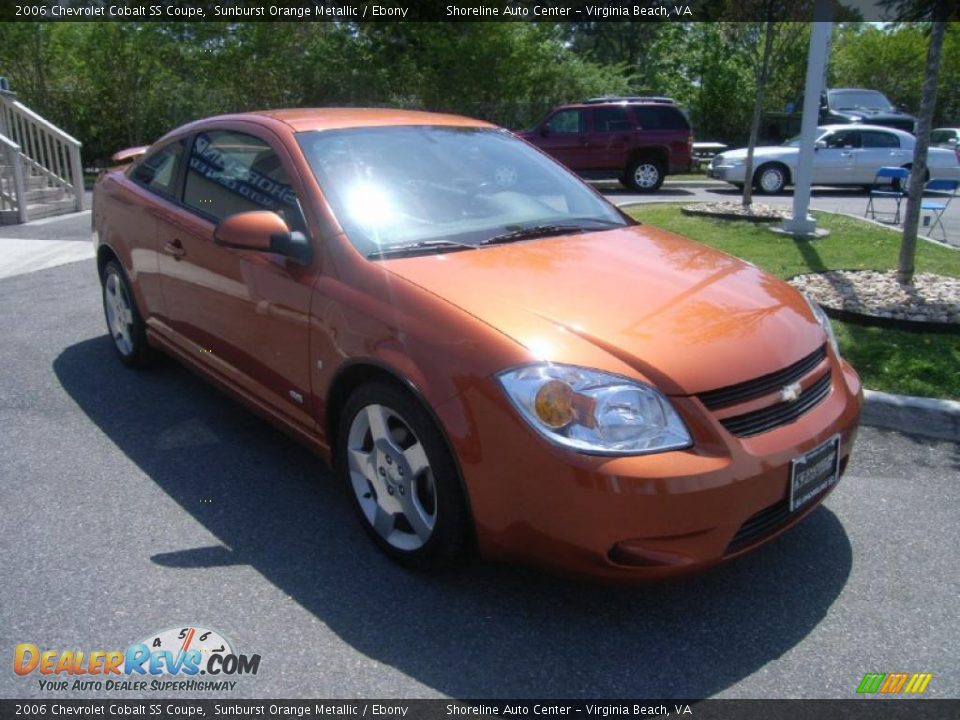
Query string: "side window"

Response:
xmin=634 ymin=107 xmax=683 ymax=130
xmin=824 ymin=131 xmax=860 ymax=149
xmin=861 ymin=131 xmax=899 ymax=149
xmin=547 ymin=110 xmax=584 ymax=134
xmin=130 ymin=140 xmax=184 ymax=197
xmin=591 ymin=107 xmax=631 ymax=133
xmin=650 ymin=107 xmax=690 ymax=130
xmin=182 ymin=130 xmax=306 ymax=232
xmin=930 ymin=130 xmax=951 ymax=144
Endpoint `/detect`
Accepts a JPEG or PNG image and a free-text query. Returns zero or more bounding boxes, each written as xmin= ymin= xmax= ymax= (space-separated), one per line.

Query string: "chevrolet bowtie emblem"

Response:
xmin=780 ymin=382 xmax=802 ymax=403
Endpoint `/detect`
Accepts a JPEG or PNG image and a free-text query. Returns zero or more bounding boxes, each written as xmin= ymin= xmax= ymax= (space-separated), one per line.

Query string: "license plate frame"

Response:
xmin=789 ymin=434 xmax=840 ymax=513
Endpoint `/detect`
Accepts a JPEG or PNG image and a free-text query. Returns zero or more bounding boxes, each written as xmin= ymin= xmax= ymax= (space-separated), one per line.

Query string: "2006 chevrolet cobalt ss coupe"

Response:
xmin=93 ymin=109 xmax=862 ymax=580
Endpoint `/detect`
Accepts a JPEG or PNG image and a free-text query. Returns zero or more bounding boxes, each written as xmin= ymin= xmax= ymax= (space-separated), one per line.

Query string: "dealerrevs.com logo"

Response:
xmin=13 ymin=625 xmax=260 ymax=692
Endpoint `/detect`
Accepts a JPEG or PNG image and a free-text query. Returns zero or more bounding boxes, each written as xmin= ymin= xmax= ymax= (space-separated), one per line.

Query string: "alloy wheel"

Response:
xmin=346 ymin=403 xmax=437 ymax=551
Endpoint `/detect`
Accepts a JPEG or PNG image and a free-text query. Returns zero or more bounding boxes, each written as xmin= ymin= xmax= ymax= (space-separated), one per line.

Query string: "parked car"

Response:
xmin=931 ymin=128 xmax=960 ymax=154
xmin=710 ymin=124 xmax=960 ymax=194
xmin=819 ymin=88 xmax=916 ymax=133
xmin=518 ymin=96 xmax=693 ymax=192
xmin=93 ymin=109 xmax=862 ymax=580
xmin=761 ymin=88 xmax=916 ymax=143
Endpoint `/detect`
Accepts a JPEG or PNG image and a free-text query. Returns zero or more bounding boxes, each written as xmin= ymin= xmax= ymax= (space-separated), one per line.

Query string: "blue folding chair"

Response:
xmin=921 ymin=178 xmax=958 ymax=241
xmin=865 ymin=166 xmax=910 ymax=224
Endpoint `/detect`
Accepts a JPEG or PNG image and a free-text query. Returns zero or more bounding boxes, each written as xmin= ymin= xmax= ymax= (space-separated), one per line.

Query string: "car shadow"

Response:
xmin=54 ymin=336 xmax=853 ymax=699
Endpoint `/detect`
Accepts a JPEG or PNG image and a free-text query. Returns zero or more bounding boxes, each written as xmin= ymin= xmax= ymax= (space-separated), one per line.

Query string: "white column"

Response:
xmin=778 ymin=1 xmax=833 ymax=238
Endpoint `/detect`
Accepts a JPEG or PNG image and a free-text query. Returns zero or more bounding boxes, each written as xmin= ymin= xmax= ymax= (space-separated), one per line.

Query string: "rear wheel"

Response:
xmin=338 ymin=381 xmax=469 ymax=570
xmin=624 ymin=158 xmax=665 ymax=193
xmin=892 ymin=165 xmax=928 ymax=192
xmin=101 ymin=260 xmax=151 ymax=368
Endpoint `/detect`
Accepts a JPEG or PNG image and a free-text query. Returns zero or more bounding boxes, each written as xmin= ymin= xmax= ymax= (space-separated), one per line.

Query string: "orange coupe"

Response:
xmin=93 ymin=109 xmax=862 ymax=580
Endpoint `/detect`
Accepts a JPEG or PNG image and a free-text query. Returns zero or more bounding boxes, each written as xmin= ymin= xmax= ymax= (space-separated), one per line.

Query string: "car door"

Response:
xmin=584 ymin=106 xmax=633 ymax=170
xmin=113 ymin=138 xmax=188 ymax=320
xmin=855 ymin=130 xmax=909 ymax=184
xmin=813 ymin=130 xmax=859 ymax=184
xmin=534 ymin=109 xmax=591 ymax=171
xmin=155 ymin=125 xmax=316 ymax=430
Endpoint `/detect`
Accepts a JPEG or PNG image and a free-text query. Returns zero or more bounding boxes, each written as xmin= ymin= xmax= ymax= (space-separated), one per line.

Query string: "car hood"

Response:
xmin=382 ymin=226 xmax=824 ymax=396
xmin=835 ymin=108 xmax=913 ymax=123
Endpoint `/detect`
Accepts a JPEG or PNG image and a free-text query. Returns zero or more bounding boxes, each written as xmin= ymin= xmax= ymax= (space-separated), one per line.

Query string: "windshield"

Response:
xmin=827 ymin=90 xmax=893 ymax=112
xmin=296 ymin=126 xmax=628 ymax=256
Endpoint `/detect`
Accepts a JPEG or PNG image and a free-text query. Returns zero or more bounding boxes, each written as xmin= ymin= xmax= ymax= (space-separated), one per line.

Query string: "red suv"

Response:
xmin=519 ymin=97 xmax=693 ymax=192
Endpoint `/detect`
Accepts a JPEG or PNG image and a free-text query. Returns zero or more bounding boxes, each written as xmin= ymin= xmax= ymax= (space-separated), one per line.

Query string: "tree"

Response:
xmin=896 ymin=3 xmax=950 ymax=284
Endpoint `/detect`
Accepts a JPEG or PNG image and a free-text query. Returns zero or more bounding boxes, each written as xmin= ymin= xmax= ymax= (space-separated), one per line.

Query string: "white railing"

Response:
xmin=0 ymin=133 xmax=27 ymax=224
xmin=0 ymin=92 xmax=83 ymax=222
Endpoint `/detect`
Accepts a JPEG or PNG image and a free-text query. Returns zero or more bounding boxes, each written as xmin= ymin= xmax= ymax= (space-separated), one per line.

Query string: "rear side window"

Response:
xmin=182 ymin=130 xmax=305 ymax=231
xmin=824 ymin=130 xmax=861 ymax=149
xmin=547 ymin=110 xmax=584 ymax=134
xmin=591 ymin=107 xmax=632 ymax=132
xmin=130 ymin=140 xmax=184 ymax=197
xmin=633 ymin=106 xmax=690 ymax=131
xmin=861 ymin=131 xmax=900 ymax=149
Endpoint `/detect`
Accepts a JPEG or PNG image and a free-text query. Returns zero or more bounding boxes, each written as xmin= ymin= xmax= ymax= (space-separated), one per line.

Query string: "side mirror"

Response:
xmin=815 ymin=139 xmax=827 ymax=150
xmin=897 ymin=103 xmax=908 ymax=112
xmin=947 ymin=137 xmax=958 ymax=146
xmin=539 ymin=125 xmax=550 ymax=138
xmin=214 ymin=211 xmax=312 ymax=265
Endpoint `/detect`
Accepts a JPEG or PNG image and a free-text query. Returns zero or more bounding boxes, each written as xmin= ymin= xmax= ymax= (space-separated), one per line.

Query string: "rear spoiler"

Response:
xmin=111 ymin=146 xmax=149 ymax=164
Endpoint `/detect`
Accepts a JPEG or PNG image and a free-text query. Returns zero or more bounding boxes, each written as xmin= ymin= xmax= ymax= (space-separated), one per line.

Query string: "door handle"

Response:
xmin=162 ymin=239 xmax=186 ymax=259
xmin=839 ymin=151 xmax=853 ymax=157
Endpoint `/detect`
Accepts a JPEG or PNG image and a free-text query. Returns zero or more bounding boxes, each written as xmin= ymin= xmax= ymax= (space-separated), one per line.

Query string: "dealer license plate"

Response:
xmin=789 ymin=435 xmax=840 ymax=512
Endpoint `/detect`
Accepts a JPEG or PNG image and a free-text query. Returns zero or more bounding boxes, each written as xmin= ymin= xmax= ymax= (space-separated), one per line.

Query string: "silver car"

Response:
xmin=710 ymin=124 xmax=960 ymax=194
xmin=931 ymin=128 xmax=960 ymax=151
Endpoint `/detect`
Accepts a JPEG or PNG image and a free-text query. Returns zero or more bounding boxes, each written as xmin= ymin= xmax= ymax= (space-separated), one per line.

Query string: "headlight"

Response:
xmin=727 ymin=158 xmax=744 ymax=166
xmin=496 ymin=364 xmax=692 ymax=456
xmin=805 ymin=294 xmax=840 ymax=357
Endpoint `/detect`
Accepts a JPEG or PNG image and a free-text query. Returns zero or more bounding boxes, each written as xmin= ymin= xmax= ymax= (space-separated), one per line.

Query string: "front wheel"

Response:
xmin=625 ymin=158 xmax=665 ymax=193
xmin=754 ymin=163 xmax=789 ymax=194
xmin=338 ymin=381 xmax=469 ymax=570
xmin=101 ymin=260 xmax=151 ymax=368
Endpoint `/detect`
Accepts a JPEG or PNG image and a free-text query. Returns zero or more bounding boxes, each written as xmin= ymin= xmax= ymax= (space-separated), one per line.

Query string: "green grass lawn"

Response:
xmin=626 ymin=203 xmax=960 ymax=399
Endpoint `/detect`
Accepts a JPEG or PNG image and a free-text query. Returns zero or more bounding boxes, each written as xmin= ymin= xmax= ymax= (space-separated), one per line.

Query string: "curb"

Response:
xmin=862 ymin=390 xmax=960 ymax=442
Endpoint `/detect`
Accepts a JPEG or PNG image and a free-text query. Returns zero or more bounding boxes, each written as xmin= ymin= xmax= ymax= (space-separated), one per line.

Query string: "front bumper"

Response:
xmin=708 ymin=164 xmax=746 ymax=183
xmin=436 ymin=359 xmax=862 ymax=581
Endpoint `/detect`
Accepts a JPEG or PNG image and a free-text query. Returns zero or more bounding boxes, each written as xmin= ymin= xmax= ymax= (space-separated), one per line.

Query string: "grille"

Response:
xmin=726 ymin=499 xmax=791 ymax=553
xmin=720 ymin=371 xmax=832 ymax=438
xmin=697 ymin=345 xmax=827 ymax=410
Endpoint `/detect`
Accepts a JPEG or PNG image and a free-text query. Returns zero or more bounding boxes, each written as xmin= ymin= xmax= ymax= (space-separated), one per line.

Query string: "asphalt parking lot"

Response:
xmin=1 ymin=197 xmax=958 ymax=701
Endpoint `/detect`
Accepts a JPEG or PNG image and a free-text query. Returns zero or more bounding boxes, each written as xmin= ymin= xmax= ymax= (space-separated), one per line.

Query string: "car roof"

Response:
xmin=820 ymin=123 xmax=914 ymax=139
xmin=173 ymin=108 xmax=495 ymax=135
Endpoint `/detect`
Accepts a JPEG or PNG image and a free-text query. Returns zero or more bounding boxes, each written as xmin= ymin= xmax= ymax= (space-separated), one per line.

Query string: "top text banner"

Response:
xmin=1 ymin=0 xmax=930 ymax=23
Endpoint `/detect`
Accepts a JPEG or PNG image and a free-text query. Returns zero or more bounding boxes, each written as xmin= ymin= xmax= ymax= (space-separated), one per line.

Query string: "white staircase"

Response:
xmin=0 ymin=90 xmax=83 ymax=225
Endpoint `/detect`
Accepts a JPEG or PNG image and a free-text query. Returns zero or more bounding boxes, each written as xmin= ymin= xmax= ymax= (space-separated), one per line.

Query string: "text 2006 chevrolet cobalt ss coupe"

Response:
xmin=93 ymin=109 xmax=862 ymax=579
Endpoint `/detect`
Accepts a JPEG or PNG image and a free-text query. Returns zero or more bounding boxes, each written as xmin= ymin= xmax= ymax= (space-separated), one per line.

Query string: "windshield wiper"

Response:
xmin=368 ymin=239 xmax=474 ymax=259
xmin=480 ymin=224 xmax=591 ymax=246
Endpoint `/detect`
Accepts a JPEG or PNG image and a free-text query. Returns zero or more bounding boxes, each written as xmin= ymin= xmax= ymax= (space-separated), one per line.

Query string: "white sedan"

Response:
xmin=709 ymin=124 xmax=960 ymax=194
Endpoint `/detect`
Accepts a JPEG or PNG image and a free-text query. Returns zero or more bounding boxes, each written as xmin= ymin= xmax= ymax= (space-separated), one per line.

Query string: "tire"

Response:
xmin=753 ymin=163 xmax=789 ymax=194
xmin=338 ymin=381 xmax=469 ymax=570
xmin=892 ymin=166 xmax=928 ymax=193
xmin=101 ymin=260 xmax=151 ymax=368
xmin=624 ymin=158 xmax=665 ymax=193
